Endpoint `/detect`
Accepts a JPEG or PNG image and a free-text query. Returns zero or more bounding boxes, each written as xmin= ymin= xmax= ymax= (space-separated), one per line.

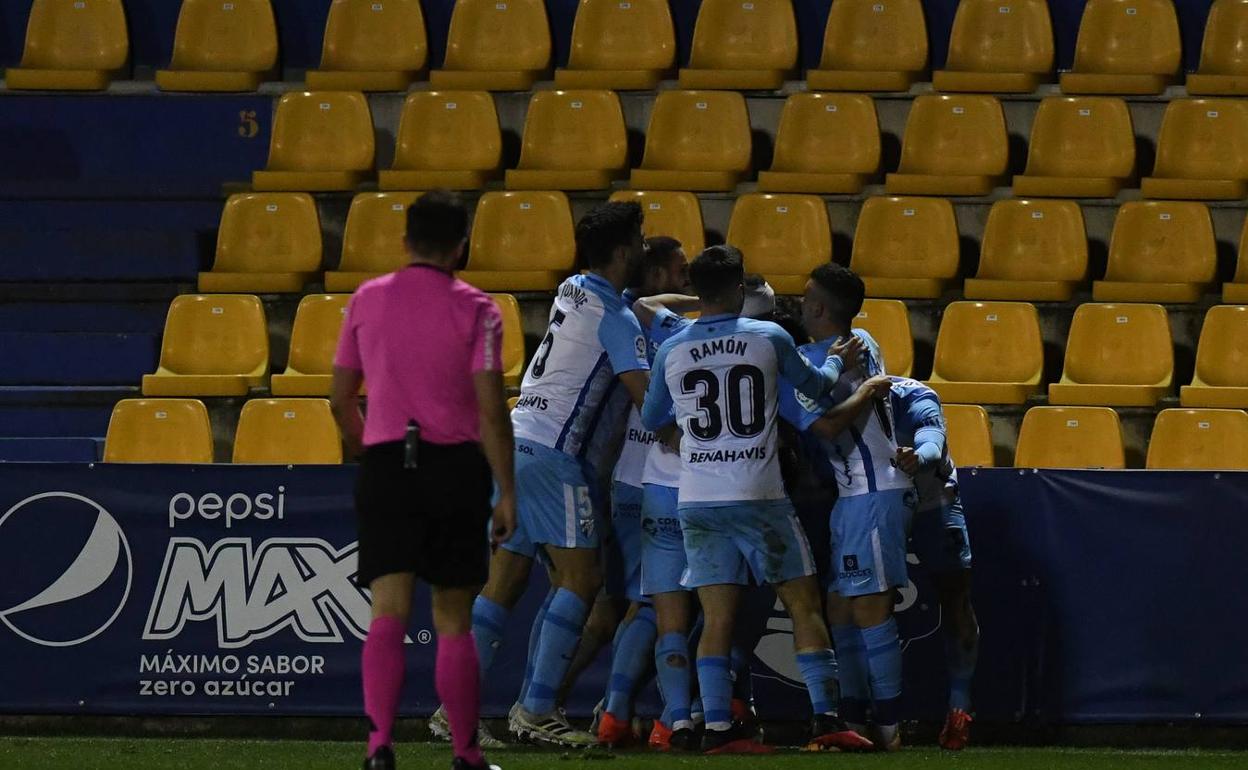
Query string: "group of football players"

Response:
xmin=433 ymin=200 xmax=980 ymax=754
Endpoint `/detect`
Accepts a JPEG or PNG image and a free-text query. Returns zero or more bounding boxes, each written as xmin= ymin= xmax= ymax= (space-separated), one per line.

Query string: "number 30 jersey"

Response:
xmin=641 ymin=313 xmax=845 ymax=505
xmin=512 ymin=272 xmax=649 ymax=461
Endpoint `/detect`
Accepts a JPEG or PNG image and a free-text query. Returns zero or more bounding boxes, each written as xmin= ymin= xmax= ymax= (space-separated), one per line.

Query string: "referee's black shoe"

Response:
xmin=363 ymin=746 xmax=395 ymax=770
xmin=451 ymin=757 xmax=501 ymax=770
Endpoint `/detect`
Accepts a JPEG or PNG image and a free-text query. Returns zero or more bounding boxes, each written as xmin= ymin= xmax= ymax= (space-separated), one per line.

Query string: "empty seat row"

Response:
xmin=103 ymin=397 xmax=343 ymax=464
xmin=205 ymin=190 xmax=1248 ymax=304
xmin=20 ymin=0 xmax=1248 ymax=97
xmin=1000 ymin=406 xmax=1248 ymax=470
xmin=858 ymin=300 xmax=1248 ymax=409
xmin=140 ymin=292 xmax=525 ymax=398
xmin=248 ymin=89 xmax=1248 ymax=202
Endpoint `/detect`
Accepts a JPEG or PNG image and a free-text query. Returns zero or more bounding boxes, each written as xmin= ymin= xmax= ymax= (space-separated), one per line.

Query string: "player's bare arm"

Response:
xmin=473 ymin=369 xmax=516 ymax=545
xmin=807 ymin=375 xmax=893 ymax=441
xmin=633 ymin=293 xmax=701 ymax=329
xmin=329 ymin=365 xmax=366 ymax=459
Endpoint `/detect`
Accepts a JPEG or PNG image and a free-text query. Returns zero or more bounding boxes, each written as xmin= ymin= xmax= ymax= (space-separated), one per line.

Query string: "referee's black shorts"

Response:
xmin=354 ymin=439 xmax=493 ymax=588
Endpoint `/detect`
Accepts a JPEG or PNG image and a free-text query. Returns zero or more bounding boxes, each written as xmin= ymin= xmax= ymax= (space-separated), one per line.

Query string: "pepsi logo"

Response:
xmin=0 ymin=492 xmax=132 ymax=647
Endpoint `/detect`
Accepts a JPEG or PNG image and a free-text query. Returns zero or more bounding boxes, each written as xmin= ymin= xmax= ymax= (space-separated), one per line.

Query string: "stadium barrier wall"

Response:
xmin=0 ymin=464 xmax=1244 ymax=723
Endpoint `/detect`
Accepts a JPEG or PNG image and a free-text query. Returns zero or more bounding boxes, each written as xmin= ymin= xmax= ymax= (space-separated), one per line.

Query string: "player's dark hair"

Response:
xmin=643 ymin=235 xmax=683 ymax=272
xmin=690 ymin=244 xmax=745 ymax=303
xmin=809 ymin=263 xmax=866 ymax=327
xmin=577 ymin=201 xmax=644 ymax=269
xmin=405 ymin=189 xmax=469 ymax=258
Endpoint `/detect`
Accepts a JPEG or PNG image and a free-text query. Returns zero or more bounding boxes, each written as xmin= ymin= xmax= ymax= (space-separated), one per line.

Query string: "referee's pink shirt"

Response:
xmin=334 ymin=264 xmax=503 ymax=447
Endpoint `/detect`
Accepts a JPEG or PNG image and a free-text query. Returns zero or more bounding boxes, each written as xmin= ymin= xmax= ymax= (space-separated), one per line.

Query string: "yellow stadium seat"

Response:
xmin=1093 ymin=202 xmax=1216 ymax=304
xmin=506 ymin=90 xmax=628 ymax=191
xmin=1059 ymin=0 xmax=1180 ymax=95
xmin=491 ymin=293 xmax=526 ymax=388
xmin=678 ymin=0 xmax=798 ymax=90
xmin=629 ymin=91 xmax=752 ymax=192
xmin=807 ymin=0 xmax=927 ymax=92
xmin=103 ymin=399 xmax=213 ymax=464
xmin=270 ymin=294 xmax=351 ymax=396
xmin=457 ymin=192 xmax=575 ymax=291
xmin=1012 ymin=97 xmax=1135 ymax=198
xmin=1048 ymin=302 xmax=1172 ymax=407
xmin=508 ymin=395 xmax=520 ymax=410
xmin=933 ymin=0 xmax=1054 ymax=93
xmin=429 ymin=0 xmax=550 ymax=91
xmin=851 ymin=298 xmax=913 ymax=378
xmin=965 ymin=199 xmax=1087 ymax=302
xmin=850 ymin=196 xmax=959 ymax=298
xmin=926 ymin=301 xmax=1043 ymax=404
xmin=1146 ymin=408 xmax=1248 ymax=469
xmin=325 ymin=192 xmax=420 ymax=293
xmin=757 ymin=93 xmax=880 ymax=194
xmin=252 ymin=91 xmax=374 ymax=192
xmin=379 ymin=91 xmax=500 ymax=191
xmin=554 ymin=0 xmax=675 ymax=90
xmin=198 ymin=193 xmax=321 ymax=294
xmin=725 ymin=194 xmax=832 ymax=296
xmin=6 ymin=0 xmax=128 ymax=90
xmin=306 ymin=0 xmax=426 ymax=91
xmin=943 ymin=403 xmax=994 ymax=467
xmin=1141 ymin=99 xmax=1248 ymax=200
xmin=233 ymin=399 xmax=342 ymax=464
xmin=1187 ymin=0 xmax=1248 ymax=95
xmin=1181 ymin=305 xmax=1248 ymax=408
xmin=155 ymin=0 xmax=277 ymax=92
xmin=608 ymin=191 xmax=705 ymax=255
xmin=885 ymin=95 xmax=1007 ymax=196
xmin=142 ymin=295 xmax=269 ymax=397
xmin=1014 ymin=406 xmax=1126 ymax=468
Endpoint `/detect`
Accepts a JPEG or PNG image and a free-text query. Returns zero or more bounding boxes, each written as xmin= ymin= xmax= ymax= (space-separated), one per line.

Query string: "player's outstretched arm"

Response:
xmin=474 ymin=369 xmax=516 ymax=544
xmin=807 ymin=375 xmax=892 ymax=441
xmin=330 ymin=365 xmax=366 ymax=459
xmin=896 ymin=392 xmax=947 ymax=474
xmin=633 ymin=293 xmax=700 ymax=330
xmin=775 ymin=327 xmax=854 ymax=400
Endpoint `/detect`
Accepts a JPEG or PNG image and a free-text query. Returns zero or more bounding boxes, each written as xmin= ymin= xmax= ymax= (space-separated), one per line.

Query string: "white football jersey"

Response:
xmin=512 ymin=273 xmax=648 ymax=465
xmin=641 ymin=314 xmax=844 ymax=505
xmin=779 ymin=330 xmax=912 ymax=498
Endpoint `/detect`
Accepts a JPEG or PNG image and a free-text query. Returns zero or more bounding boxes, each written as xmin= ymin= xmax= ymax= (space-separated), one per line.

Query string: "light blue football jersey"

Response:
xmin=512 ymin=273 xmax=649 ymax=466
xmin=890 ymin=376 xmax=959 ymax=514
xmin=641 ymin=313 xmax=845 ymax=505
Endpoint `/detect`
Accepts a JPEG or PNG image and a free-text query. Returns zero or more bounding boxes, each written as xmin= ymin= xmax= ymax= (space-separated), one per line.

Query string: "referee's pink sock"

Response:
xmin=362 ymin=615 xmax=406 ymax=757
xmin=436 ymin=632 xmax=484 ymax=766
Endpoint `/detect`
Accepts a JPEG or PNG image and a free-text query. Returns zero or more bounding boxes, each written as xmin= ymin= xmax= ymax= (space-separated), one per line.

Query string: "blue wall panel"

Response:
xmin=0 ymin=332 xmax=159 ymax=385
xmin=0 ymin=95 xmax=270 ymax=198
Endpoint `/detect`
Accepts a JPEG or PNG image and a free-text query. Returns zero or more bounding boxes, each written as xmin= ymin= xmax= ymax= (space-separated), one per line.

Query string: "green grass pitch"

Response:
xmin=2 ymin=739 xmax=1246 ymax=770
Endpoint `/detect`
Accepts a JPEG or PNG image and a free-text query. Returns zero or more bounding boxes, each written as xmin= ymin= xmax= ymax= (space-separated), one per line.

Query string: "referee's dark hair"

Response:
xmin=405 ymin=190 xmax=470 ymax=258
xmin=577 ymin=201 xmax=644 ymax=269
xmin=643 ymin=235 xmax=683 ymax=272
xmin=690 ymin=244 xmax=745 ymax=304
xmin=809 ymin=262 xmax=866 ymax=327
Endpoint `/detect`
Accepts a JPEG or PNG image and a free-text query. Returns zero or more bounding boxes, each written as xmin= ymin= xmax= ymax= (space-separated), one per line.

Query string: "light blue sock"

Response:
xmin=729 ymin=644 xmax=753 ymax=704
xmin=523 ymin=588 xmax=589 ymax=715
xmin=695 ymin=656 xmax=733 ymax=731
xmin=862 ymin=617 xmax=903 ymax=726
xmin=605 ymin=605 xmax=657 ymax=718
xmin=655 ymin=631 xmax=692 ymax=727
xmin=831 ymin=624 xmax=869 ymax=725
xmin=796 ymin=648 xmax=840 ymax=716
xmin=471 ymin=596 xmax=508 ymax=678
xmin=947 ymin=624 xmax=980 ymax=711
xmin=517 ymin=590 xmax=554 ymax=704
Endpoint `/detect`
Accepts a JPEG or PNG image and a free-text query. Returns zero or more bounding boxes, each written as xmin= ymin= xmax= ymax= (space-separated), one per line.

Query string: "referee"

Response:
xmin=331 ymin=190 xmax=514 ymax=770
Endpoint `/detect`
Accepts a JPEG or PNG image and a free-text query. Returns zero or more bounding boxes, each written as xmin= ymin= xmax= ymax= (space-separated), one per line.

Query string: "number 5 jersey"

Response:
xmin=641 ymin=313 xmax=845 ymax=506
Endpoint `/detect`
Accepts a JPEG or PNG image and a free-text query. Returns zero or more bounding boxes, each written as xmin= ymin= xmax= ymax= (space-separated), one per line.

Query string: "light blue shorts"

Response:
xmin=502 ymin=439 xmax=598 ymax=558
xmin=605 ymin=481 xmax=645 ymax=601
xmin=830 ymin=488 xmax=917 ymax=597
xmin=909 ymin=499 xmax=973 ymax=575
xmin=640 ymin=483 xmax=686 ymax=596
xmin=678 ymin=499 xmax=816 ymax=589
